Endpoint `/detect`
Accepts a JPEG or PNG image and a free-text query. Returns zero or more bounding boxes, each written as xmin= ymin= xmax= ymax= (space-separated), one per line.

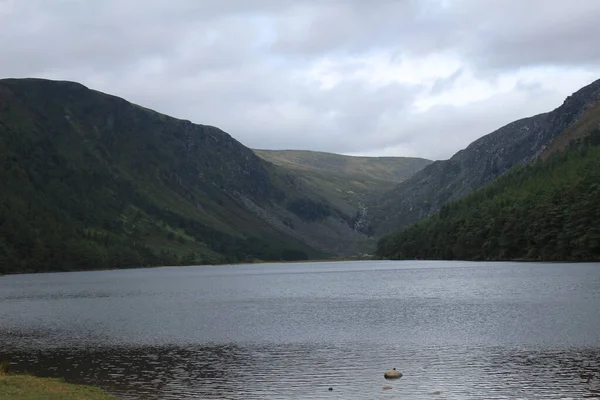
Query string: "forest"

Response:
xmin=0 ymin=79 xmax=316 ymax=274
xmin=0 ymin=158 xmax=307 ymax=274
xmin=377 ymin=129 xmax=600 ymax=261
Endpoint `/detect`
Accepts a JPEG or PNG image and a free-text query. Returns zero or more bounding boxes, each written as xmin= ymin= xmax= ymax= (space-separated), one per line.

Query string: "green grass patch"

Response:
xmin=0 ymin=374 xmax=117 ymax=400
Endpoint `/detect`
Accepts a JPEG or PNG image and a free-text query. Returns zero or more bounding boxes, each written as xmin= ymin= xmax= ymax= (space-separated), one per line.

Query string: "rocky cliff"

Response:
xmin=371 ymin=78 xmax=600 ymax=234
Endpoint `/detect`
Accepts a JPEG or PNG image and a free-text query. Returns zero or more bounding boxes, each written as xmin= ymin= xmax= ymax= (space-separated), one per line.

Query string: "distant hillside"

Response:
xmin=377 ymin=127 xmax=600 ymax=261
xmin=254 ymin=150 xmax=430 ymax=183
xmin=254 ymin=149 xmax=430 ymax=224
xmin=0 ymin=78 xmax=373 ymax=273
xmin=371 ymin=78 xmax=600 ymax=235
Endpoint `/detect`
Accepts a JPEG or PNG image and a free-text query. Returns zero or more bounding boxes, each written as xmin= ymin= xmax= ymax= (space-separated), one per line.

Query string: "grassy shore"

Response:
xmin=0 ymin=374 xmax=118 ymax=400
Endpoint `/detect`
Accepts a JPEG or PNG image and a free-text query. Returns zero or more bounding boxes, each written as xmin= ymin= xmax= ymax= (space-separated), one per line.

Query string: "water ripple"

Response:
xmin=1 ymin=261 xmax=600 ymax=399
xmin=2 ymin=344 xmax=600 ymax=399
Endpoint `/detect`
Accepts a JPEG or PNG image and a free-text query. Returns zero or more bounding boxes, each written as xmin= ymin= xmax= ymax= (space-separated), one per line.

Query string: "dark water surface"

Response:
xmin=1 ymin=260 xmax=600 ymax=399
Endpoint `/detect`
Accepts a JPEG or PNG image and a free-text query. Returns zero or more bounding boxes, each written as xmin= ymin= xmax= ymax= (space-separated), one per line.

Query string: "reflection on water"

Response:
xmin=1 ymin=261 xmax=600 ymax=399
xmin=3 ymin=345 xmax=600 ymax=399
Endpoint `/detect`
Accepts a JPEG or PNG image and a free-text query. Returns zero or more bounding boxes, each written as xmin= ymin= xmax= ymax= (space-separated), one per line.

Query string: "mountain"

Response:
xmin=253 ymin=150 xmax=430 ymax=185
xmin=540 ymin=98 xmax=600 ymax=159
xmin=254 ymin=149 xmax=431 ymax=223
xmin=377 ymin=121 xmax=600 ymax=261
xmin=371 ymin=78 xmax=600 ymax=234
xmin=4 ymin=77 xmax=599 ymax=273
xmin=0 ymin=78 xmax=370 ymax=273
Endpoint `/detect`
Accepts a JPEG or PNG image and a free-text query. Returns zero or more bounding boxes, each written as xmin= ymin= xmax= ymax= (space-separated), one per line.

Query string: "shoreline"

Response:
xmin=0 ymin=373 xmax=118 ymax=400
xmin=3 ymin=256 xmax=600 ymax=276
xmin=0 ymin=256 xmax=375 ymax=276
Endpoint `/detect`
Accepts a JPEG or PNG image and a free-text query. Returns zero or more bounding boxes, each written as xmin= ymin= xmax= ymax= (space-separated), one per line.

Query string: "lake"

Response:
xmin=1 ymin=260 xmax=599 ymax=399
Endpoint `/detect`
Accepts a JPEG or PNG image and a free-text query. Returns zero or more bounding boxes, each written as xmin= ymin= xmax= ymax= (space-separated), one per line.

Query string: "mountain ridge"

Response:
xmin=253 ymin=149 xmax=431 ymax=182
xmin=2 ymin=76 xmax=600 ymax=273
xmin=377 ymin=122 xmax=600 ymax=261
xmin=371 ymin=78 xmax=600 ymax=234
xmin=0 ymin=78 xmax=370 ymax=272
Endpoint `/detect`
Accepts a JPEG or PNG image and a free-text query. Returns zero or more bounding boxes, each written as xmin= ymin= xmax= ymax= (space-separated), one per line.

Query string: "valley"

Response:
xmin=1 ymin=77 xmax=600 ymax=274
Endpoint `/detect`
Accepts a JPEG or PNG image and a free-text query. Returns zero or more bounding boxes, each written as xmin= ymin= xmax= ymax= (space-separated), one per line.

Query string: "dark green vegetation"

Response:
xmin=2 ymin=76 xmax=600 ymax=273
xmin=372 ymin=78 xmax=600 ymax=235
xmin=377 ymin=126 xmax=600 ymax=261
xmin=1 ymin=78 xmax=375 ymax=274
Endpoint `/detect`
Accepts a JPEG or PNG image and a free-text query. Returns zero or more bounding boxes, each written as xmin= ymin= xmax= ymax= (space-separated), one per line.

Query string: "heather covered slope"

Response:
xmin=0 ymin=78 xmax=366 ymax=273
xmin=254 ymin=149 xmax=430 ymax=220
xmin=253 ymin=150 xmax=430 ymax=187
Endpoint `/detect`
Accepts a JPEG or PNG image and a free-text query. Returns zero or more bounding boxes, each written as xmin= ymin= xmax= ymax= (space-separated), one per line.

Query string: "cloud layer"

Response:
xmin=1 ymin=0 xmax=599 ymax=159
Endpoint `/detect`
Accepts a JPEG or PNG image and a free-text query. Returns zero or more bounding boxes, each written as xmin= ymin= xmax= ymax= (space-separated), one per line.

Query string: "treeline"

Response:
xmin=0 ymin=180 xmax=310 ymax=275
xmin=0 ymin=167 xmax=202 ymax=274
xmin=0 ymin=132 xmax=307 ymax=275
xmin=377 ymin=129 xmax=600 ymax=261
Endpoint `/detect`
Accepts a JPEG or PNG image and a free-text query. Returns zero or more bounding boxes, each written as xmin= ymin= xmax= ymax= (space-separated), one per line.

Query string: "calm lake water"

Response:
xmin=1 ymin=260 xmax=600 ymax=399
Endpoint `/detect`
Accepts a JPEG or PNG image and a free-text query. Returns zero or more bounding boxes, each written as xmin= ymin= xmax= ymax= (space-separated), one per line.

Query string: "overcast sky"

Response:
xmin=1 ymin=0 xmax=600 ymax=160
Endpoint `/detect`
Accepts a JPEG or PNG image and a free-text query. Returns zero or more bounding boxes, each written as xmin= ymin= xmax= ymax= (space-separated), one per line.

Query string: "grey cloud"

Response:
xmin=205 ymin=75 xmax=568 ymax=160
xmin=1 ymin=0 xmax=599 ymax=160
xmin=3 ymin=0 xmax=600 ymax=73
xmin=394 ymin=87 xmax=565 ymax=159
xmin=271 ymin=1 xmax=422 ymax=55
xmin=453 ymin=0 xmax=600 ymax=70
xmin=430 ymin=69 xmax=464 ymax=95
xmin=2 ymin=0 xmax=290 ymax=76
xmin=269 ymin=0 xmax=600 ymax=70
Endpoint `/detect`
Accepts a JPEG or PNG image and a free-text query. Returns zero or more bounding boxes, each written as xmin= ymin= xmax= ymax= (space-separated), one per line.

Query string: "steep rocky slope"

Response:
xmin=372 ymin=78 xmax=600 ymax=234
xmin=377 ymin=124 xmax=600 ymax=261
xmin=0 ymin=78 xmax=369 ymax=273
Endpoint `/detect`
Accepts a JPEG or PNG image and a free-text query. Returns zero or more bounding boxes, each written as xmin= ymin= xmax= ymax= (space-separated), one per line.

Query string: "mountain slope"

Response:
xmin=254 ymin=149 xmax=431 ymax=217
xmin=540 ymin=99 xmax=600 ymax=159
xmin=0 ymin=78 xmax=369 ymax=273
xmin=377 ymin=127 xmax=600 ymax=261
xmin=371 ymin=78 xmax=600 ymax=234
xmin=253 ymin=150 xmax=430 ymax=184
